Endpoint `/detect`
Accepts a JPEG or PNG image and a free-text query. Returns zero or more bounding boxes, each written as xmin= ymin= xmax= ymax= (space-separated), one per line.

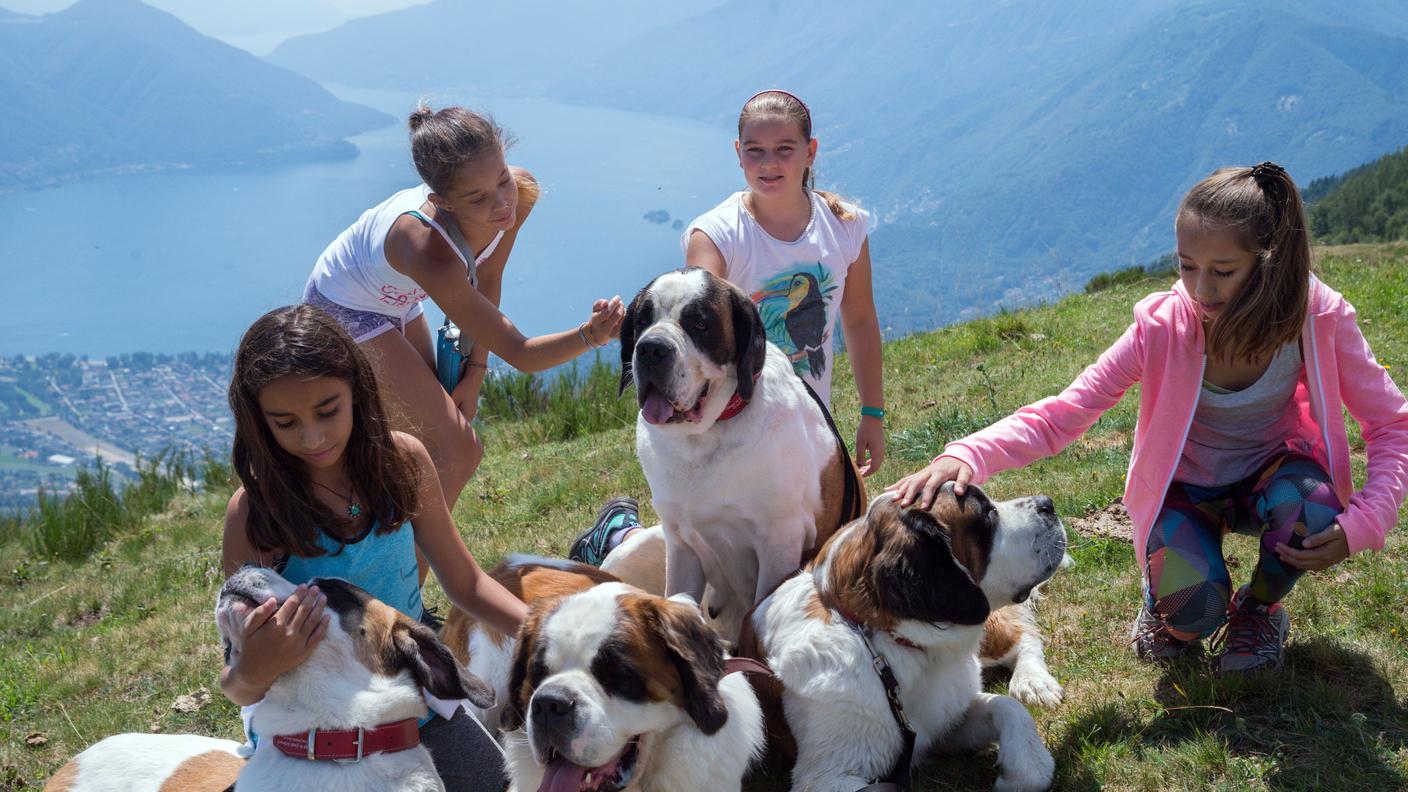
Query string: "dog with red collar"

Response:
xmin=606 ymin=268 xmax=865 ymax=643
xmin=45 ymin=567 xmax=493 ymax=792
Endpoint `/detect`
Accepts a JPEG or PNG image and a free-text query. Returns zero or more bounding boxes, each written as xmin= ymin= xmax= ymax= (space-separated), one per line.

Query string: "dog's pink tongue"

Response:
xmin=641 ymin=391 xmax=675 ymax=425
xmin=539 ymin=758 xmax=588 ymax=792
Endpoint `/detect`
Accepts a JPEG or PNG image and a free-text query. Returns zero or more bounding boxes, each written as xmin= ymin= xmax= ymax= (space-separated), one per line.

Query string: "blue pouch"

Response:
xmin=435 ymin=317 xmax=467 ymax=394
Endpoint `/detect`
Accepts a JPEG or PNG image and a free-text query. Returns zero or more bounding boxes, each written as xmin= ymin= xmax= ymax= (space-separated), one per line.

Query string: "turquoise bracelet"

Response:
xmin=860 ymin=406 xmax=886 ymax=419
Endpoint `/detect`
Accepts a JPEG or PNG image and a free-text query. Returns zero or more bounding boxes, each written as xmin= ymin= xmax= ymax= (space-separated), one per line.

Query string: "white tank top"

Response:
xmin=306 ymin=185 xmax=504 ymax=319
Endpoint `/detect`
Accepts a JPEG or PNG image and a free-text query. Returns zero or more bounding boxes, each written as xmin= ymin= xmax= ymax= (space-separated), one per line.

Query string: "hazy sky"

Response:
xmin=0 ymin=0 xmax=430 ymax=52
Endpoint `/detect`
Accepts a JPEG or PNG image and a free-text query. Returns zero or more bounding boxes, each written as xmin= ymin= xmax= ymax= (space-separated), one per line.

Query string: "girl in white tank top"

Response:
xmin=306 ymin=183 xmax=503 ymax=335
xmin=300 ymin=104 xmax=624 ymax=516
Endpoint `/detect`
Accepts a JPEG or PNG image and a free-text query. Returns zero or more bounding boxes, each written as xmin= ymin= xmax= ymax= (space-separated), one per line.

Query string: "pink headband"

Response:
xmin=743 ymin=89 xmax=811 ymax=127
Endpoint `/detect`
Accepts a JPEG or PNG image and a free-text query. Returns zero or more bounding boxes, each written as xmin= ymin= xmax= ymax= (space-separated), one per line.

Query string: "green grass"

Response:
xmin=3 ymin=244 xmax=1407 ymax=790
xmin=10 ymin=386 xmax=52 ymax=417
xmin=19 ymin=452 xmax=216 ymax=563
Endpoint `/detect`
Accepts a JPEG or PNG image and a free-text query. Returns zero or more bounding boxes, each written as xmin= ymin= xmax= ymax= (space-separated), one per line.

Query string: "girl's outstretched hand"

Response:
xmin=1275 ymin=523 xmax=1350 ymax=571
xmin=227 ymin=583 xmax=329 ymax=687
xmin=885 ymin=457 xmax=974 ymax=509
xmin=855 ymin=418 xmax=886 ymax=477
xmin=584 ymin=296 xmax=625 ymax=345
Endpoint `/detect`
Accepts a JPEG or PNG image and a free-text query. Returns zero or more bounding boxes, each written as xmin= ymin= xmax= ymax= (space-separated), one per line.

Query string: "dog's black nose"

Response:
xmin=531 ymin=691 xmax=576 ymax=725
xmin=635 ymin=336 xmax=674 ymax=362
xmin=1033 ymin=496 xmax=1055 ymax=515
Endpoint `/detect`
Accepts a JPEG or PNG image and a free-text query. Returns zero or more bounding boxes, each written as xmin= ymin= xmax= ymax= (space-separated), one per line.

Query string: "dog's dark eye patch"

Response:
xmin=680 ymin=301 xmax=728 ymax=367
xmin=636 ymin=296 xmax=656 ymax=331
xmin=527 ymin=643 xmax=550 ymax=691
xmin=310 ymin=577 xmax=370 ymax=633
xmin=591 ymin=638 xmax=649 ymax=702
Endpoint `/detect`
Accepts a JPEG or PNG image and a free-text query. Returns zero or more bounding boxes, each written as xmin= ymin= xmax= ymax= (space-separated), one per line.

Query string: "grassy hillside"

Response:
xmin=2 ymin=245 xmax=1406 ymax=791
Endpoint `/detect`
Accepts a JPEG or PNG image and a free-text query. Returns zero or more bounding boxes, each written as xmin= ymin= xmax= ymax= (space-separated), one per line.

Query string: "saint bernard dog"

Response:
xmin=605 ymin=267 xmax=865 ymax=642
xmin=46 ymin=567 xmax=493 ymax=792
xmin=740 ymin=485 xmax=1065 ymax=792
xmin=446 ymin=556 xmax=764 ymax=792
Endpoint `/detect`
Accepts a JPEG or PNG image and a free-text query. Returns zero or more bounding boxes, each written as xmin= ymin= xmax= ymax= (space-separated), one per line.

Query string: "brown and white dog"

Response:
xmin=46 ymin=567 xmax=493 ymax=792
xmin=605 ymin=267 xmax=865 ymax=642
xmin=447 ymin=556 xmax=764 ymax=792
xmin=742 ymin=485 xmax=1065 ymax=792
xmin=441 ymin=555 xmax=620 ymax=730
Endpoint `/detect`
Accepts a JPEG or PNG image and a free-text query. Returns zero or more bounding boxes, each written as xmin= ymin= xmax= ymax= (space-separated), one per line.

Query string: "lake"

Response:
xmin=0 ymin=88 xmax=741 ymax=356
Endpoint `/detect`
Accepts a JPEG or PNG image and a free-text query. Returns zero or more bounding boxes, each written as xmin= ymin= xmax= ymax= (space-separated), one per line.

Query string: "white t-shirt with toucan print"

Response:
xmin=683 ymin=190 xmax=871 ymax=407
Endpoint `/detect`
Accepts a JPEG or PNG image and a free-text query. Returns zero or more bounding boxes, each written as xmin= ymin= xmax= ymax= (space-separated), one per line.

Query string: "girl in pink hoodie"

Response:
xmin=889 ymin=163 xmax=1408 ymax=673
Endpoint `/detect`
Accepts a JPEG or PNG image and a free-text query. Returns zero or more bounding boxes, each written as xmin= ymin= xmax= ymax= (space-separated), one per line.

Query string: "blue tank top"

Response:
xmin=280 ymin=520 xmax=423 ymax=620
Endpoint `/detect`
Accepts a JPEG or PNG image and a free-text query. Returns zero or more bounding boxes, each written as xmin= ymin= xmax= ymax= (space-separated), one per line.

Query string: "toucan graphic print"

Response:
xmin=752 ymin=263 xmax=838 ymax=379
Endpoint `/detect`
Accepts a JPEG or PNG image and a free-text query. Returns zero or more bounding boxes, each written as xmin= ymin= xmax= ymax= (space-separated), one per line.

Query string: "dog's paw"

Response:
xmin=993 ymin=743 xmax=1054 ymax=792
xmin=1008 ymin=668 xmax=1064 ymax=708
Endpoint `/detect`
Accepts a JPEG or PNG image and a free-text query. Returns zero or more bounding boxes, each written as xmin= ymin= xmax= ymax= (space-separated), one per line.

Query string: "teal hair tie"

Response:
xmin=860 ymin=406 xmax=886 ymax=419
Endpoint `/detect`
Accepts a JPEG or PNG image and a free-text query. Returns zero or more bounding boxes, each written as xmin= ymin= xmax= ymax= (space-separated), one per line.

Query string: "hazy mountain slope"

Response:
xmin=0 ymin=0 xmax=393 ymax=191
xmin=555 ymin=0 xmax=1408 ymax=333
xmin=266 ymin=0 xmax=726 ymax=91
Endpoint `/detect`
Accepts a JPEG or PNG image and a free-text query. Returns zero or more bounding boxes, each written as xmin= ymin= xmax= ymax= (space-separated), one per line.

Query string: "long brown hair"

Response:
xmin=1177 ymin=162 xmax=1311 ymax=363
xmin=229 ymin=305 xmax=420 ymax=557
xmin=738 ymin=90 xmax=856 ymax=221
xmin=408 ymin=103 xmax=541 ymax=206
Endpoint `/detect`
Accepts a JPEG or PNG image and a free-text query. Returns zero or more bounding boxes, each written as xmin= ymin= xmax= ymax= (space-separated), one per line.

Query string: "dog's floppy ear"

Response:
xmin=618 ymin=283 xmax=654 ymax=397
xmin=727 ymin=281 xmax=766 ymax=402
xmin=498 ymin=609 xmax=545 ymax=732
xmin=875 ymin=507 xmax=991 ymax=626
xmin=392 ymin=621 xmax=495 ymax=708
xmin=656 ymin=598 xmax=729 ymax=735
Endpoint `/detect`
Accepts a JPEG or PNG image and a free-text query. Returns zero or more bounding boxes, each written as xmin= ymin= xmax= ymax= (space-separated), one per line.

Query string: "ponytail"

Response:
xmin=407 ymin=102 xmax=514 ymax=195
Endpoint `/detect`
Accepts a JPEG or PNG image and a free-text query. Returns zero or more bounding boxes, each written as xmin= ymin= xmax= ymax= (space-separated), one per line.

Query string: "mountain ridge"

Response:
xmin=0 ymin=0 xmax=393 ymax=192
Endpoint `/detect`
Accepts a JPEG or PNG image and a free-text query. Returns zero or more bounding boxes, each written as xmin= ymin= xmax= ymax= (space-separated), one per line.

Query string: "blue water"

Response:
xmin=0 ymin=89 xmax=741 ymax=356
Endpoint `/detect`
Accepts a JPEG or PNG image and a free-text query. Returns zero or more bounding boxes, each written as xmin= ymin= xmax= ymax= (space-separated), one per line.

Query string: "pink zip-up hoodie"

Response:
xmin=941 ymin=276 xmax=1408 ymax=572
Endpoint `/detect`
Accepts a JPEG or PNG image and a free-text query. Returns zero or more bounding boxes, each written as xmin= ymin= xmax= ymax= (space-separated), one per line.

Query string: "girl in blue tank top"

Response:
xmin=219 ymin=304 xmax=527 ymax=791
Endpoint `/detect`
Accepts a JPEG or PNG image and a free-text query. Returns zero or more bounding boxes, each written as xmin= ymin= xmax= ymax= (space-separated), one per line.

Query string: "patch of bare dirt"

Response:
xmin=1070 ymin=498 xmax=1133 ymax=543
xmin=55 ymin=603 xmax=108 ymax=630
xmin=171 ymin=688 xmax=212 ymax=714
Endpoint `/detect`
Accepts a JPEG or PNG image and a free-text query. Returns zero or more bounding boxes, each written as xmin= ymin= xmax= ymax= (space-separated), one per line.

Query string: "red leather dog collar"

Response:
xmin=271 ymin=717 xmax=420 ymax=762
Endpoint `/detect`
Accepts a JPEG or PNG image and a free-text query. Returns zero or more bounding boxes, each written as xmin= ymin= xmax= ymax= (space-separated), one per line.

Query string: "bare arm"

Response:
xmin=840 ymin=240 xmax=885 ymax=474
xmin=451 ymin=169 xmax=538 ymax=410
xmin=385 ymin=205 xmax=619 ymax=373
xmin=684 ymin=230 xmax=728 ymax=277
xmin=840 ymin=240 xmax=883 ymax=411
xmin=401 ymin=434 xmax=527 ymax=635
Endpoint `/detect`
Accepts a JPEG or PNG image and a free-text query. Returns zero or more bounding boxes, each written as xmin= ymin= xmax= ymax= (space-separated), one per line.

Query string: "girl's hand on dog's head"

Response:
xmin=885 ymin=457 xmax=973 ymax=509
xmin=233 ymin=584 xmax=330 ymax=686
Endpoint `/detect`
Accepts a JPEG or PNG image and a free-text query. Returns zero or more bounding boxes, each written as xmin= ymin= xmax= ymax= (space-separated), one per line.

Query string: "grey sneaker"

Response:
xmin=1130 ymin=604 xmax=1200 ymax=661
xmin=568 ymin=497 xmax=640 ymax=567
xmin=1213 ymin=588 xmax=1289 ymax=673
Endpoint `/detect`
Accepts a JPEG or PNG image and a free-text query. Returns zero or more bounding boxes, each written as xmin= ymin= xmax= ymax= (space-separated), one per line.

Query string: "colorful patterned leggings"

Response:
xmin=1143 ymin=454 xmax=1341 ymax=641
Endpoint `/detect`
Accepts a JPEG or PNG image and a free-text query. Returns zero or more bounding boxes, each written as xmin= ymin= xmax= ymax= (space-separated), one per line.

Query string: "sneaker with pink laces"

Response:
xmin=1213 ymin=587 xmax=1290 ymax=673
xmin=1130 ymin=604 xmax=1200 ymax=661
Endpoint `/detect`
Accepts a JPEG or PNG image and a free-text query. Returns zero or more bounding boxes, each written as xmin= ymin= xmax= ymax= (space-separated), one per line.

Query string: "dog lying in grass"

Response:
xmin=46 ymin=566 xmax=493 ymax=792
